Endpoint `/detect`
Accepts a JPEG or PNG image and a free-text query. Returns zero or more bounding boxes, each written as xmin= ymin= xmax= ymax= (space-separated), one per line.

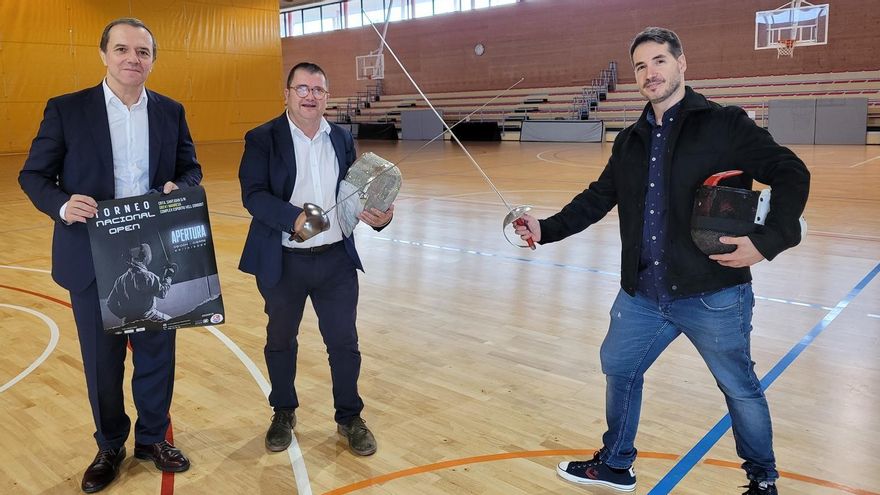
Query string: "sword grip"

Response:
xmin=514 ymin=218 xmax=536 ymax=250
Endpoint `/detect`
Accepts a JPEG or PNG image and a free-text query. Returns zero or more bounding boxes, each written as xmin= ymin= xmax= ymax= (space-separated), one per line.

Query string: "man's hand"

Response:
xmin=293 ymin=211 xmax=307 ymax=232
xmin=162 ymin=263 xmax=178 ymax=280
xmin=513 ymin=213 xmax=541 ymax=243
xmin=709 ymin=236 xmax=765 ymax=268
xmin=359 ymin=204 xmax=394 ymax=228
xmin=162 ymin=181 xmax=179 ymax=194
xmin=64 ymin=194 xmax=98 ymax=223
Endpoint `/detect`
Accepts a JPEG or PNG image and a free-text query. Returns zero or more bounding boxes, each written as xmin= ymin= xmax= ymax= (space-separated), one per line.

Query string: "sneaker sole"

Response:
xmin=556 ymin=466 xmax=635 ymax=492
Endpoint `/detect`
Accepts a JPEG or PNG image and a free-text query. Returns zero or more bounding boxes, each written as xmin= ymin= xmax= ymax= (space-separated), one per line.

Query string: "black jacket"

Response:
xmin=539 ymin=87 xmax=810 ymax=297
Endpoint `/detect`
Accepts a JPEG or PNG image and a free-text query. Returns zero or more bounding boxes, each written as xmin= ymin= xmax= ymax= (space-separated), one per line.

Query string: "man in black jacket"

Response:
xmin=515 ymin=27 xmax=808 ymax=495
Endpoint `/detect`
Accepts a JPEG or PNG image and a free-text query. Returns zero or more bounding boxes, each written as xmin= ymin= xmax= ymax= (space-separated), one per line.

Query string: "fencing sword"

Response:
xmin=155 ymin=232 xmax=177 ymax=281
xmin=156 ymin=232 xmax=171 ymax=266
xmin=362 ymin=13 xmax=536 ymax=250
xmin=291 ymin=77 xmax=525 ymax=242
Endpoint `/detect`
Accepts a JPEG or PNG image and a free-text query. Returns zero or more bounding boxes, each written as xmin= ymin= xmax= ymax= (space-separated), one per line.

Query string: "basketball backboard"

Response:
xmin=755 ymin=1 xmax=828 ymax=54
xmin=356 ymin=53 xmax=385 ymax=80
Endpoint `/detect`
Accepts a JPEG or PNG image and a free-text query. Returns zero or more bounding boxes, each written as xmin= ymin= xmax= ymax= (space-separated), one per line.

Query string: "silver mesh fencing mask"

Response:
xmin=337 ymin=152 xmax=402 ymax=236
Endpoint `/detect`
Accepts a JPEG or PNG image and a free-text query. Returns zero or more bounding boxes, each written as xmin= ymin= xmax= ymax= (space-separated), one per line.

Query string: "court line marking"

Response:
xmin=367 ymin=236 xmax=846 ymax=313
xmin=323 ymin=449 xmax=878 ymax=495
xmin=204 ymin=325 xmax=313 ymax=495
xmin=535 ymin=149 xmax=593 ymax=167
xmin=0 ymin=274 xmax=313 ymax=495
xmin=0 ymin=303 xmax=60 ymax=393
xmin=848 ymin=155 xmax=880 ymax=168
xmin=0 ymin=264 xmax=51 ymax=273
xmin=649 ymin=261 xmax=880 ymax=494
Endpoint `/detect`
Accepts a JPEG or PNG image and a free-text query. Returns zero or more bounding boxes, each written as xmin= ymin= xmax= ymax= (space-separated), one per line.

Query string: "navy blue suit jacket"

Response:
xmin=238 ymin=114 xmax=371 ymax=288
xmin=19 ymin=83 xmax=202 ymax=293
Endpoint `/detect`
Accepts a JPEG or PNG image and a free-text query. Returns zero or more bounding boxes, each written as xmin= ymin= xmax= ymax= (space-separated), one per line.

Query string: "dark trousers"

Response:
xmin=257 ymin=243 xmax=363 ymax=424
xmin=70 ymin=281 xmax=176 ymax=450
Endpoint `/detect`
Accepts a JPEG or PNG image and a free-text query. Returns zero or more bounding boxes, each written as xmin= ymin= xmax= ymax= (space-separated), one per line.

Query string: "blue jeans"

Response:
xmin=598 ymin=284 xmax=778 ymax=482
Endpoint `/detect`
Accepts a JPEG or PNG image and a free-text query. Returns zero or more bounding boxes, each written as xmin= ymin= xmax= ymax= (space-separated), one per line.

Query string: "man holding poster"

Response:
xmin=18 ymin=18 xmax=200 ymax=493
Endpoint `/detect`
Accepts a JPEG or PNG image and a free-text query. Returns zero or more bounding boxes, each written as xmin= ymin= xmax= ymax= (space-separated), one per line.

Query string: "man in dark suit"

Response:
xmin=19 ymin=18 xmax=201 ymax=493
xmin=238 ymin=62 xmax=393 ymax=457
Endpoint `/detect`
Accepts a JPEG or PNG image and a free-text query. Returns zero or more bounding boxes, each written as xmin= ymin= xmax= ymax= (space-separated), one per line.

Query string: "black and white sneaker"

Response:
xmin=742 ymin=480 xmax=778 ymax=494
xmin=557 ymin=450 xmax=636 ymax=492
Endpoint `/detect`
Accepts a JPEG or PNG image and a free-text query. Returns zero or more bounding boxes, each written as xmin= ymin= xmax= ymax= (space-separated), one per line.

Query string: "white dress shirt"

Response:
xmin=59 ymin=80 xmax=150 ymax=220
xmin=282 ymin=113 xmax=343 ymax=248
xmin=104 ymin=79 xmax=150 ymax=199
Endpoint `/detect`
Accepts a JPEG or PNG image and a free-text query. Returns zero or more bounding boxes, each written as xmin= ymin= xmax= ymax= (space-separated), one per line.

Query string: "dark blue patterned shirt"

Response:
xmin=637 ymin=101 xmax=682 ymax=302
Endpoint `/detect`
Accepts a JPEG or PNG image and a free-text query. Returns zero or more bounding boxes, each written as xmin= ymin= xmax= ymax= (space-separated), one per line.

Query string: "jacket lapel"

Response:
xmin=86 ymin=84 xmax=115 ymax=187
xmin=329 ymin=124 xmax=349 ymax=191
xmin=273 ymin=113 xmax=297 ymax=200
xmin=146 ymin=89 xmax=163 ymax=186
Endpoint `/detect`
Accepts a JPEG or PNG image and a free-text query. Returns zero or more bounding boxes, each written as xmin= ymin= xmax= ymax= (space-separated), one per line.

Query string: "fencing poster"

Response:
xmin=86 ymin=186 xmax=225 ymax=334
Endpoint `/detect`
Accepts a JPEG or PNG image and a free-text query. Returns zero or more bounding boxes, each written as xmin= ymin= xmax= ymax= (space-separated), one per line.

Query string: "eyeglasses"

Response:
xmin=289 ymin=85 xmax=329 ymax=99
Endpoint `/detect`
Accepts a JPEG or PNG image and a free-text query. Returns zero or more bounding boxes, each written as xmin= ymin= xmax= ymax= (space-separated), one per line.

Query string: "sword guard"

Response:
xmin=503 ymin=205 xmax=537 ymax=250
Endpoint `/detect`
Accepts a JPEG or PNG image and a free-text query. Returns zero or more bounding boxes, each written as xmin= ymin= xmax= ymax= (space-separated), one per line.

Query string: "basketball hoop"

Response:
xmin=776 ymin=39 xmax=796 ymax=58
xmin=356 ymin=54 xmax=384 ymax=81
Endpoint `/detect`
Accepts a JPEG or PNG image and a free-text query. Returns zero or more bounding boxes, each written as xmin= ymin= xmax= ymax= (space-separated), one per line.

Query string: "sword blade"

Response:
xmin=324 ymin=77 xmax=524 ymax=215
xmin=363 ymin=11 xmax=515 ymax=212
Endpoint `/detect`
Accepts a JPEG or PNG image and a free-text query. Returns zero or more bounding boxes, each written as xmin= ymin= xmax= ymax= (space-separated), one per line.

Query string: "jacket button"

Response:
xmin=671 ymin=285 xmax=678 ymax=290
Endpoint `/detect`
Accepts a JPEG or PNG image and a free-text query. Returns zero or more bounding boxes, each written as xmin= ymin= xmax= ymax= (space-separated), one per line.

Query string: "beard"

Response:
xmin=642 ymin=72 xmax=683 ymax=105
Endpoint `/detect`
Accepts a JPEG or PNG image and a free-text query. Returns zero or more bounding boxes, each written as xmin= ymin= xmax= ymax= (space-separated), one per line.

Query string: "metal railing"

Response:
xmin=571 ymin=61 xmax=617 ymax=119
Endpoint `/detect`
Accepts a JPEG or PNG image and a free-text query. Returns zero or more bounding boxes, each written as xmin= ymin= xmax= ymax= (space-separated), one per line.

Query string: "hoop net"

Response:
xmin=776 ymin=39 xmax=796 ymax=58
xmin=356 ymin=54 xmax=384 ymax=81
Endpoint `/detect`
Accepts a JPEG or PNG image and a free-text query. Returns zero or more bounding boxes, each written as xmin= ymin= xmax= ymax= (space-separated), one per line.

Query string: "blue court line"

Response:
xmin=648 ymin=261 xmax=880 ymax=494
xmin=371 ymin=235 xmax=851 ymax=312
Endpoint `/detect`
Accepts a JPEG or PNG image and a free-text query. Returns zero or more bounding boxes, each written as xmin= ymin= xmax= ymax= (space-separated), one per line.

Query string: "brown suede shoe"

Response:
xmin=81 ymin=446 xmax=126 ymax=493
xmin=337 ymin=417 xmax=377 ymax=456
xmin=134 ymin=440 xmax=190 ymax=472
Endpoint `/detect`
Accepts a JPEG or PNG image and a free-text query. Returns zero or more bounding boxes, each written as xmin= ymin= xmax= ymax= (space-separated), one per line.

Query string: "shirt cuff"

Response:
xmin=59 ymin=202 xmax=72 ymax=225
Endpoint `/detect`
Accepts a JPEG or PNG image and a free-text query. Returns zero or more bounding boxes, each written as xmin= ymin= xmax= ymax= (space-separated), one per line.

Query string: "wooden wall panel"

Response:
xmin=0 ymin=0 xmax=282 ymax=154
xmin=281 ymin=0 xmax=880 ymax=97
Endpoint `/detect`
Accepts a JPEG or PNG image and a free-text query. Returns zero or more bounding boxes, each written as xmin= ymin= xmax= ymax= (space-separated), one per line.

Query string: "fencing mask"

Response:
xmin=337 ymin=152 xmax=402 ymax=236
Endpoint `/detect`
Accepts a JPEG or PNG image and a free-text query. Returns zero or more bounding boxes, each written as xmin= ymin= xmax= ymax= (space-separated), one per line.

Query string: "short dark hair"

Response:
xmin=286 ymin=62 xmax=327 ymax=88
xmin=629 ymin=27 xmax=683 ymax=61
xmin=100 ymin=18 xmax=157 ymax=60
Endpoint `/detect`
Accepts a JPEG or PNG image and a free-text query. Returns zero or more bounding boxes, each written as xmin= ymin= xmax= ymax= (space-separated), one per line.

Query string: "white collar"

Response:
xmin=286 ymin=111 xmax=331 ymax=139
xmin=102 ymin=79 xmax=148 ymax=108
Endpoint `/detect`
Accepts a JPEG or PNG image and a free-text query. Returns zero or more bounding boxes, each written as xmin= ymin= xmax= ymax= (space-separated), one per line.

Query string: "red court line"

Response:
xmin=161 ymin=422 xmax=175 ymax=495
xmin=0 ymin=283 xmax=71 ymax=307
xmin=1 ymin=283 xmax=176 ymax=495
xmin=324 ymin=449 xmax=879 ymax=495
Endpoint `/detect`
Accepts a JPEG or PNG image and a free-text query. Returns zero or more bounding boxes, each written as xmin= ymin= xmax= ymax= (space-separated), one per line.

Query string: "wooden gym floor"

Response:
xmin=1 ymin=139 xmax=878 ymax=494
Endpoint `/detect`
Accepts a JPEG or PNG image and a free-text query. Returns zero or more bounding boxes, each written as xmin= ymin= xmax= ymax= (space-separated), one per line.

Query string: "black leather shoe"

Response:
xmin=81 ymin=446 xmax=126 ymax=493
xmin=134 ymin=440 xmax=190 ymax=472
xmin=265 ymin=409 xmax=296 ymax=452
xmin=337 ymin=417 xmax=377 ymax=456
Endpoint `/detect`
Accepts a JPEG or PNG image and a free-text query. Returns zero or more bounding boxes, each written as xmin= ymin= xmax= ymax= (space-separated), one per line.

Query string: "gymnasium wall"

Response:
xmin=0 ymin=0 xmax=283 ymax=154
xmin=281 ymin=0 xmax=880 ymax=97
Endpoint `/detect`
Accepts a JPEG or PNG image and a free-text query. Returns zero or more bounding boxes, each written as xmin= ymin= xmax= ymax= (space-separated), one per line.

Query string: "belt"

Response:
xmin=283 ymin=241 xmax=342 ymax=255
